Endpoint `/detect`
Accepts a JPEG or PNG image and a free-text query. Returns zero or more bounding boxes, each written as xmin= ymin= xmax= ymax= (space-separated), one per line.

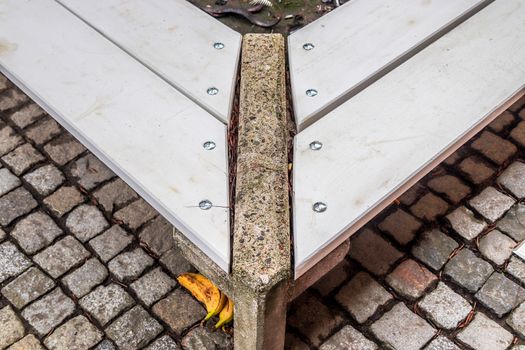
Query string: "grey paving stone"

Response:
xmin=507 ymin=256 xmax=525 ymax=284
xmin=497 ymin=204 xmax=525 ymax=241
xmin=348 ymin=229 xmax=403 ymax=276
xmin=79 ymin=284 xmax=134 ymax=326
xmin=181 ymin=324 xmax=232 ymax=350
xmin=378 ymin=209 xmax=422 ymax=245
xmin=0 ymin=228 xmax=5 ymax=241
xmin=10 ymin=211 xmax=62 ymax=254
xmin=106 ymin=306 xmax=162 ymax=349
xmin=44 ymin=315 xmax=103 ymax=350
xmin=457 ymin=313 xmax=513 ymax=350
xmin=43 ymin=133 xmax=86 ymax=166
xmin=145 ymin=335 xmax=179 ymax=350
xmin=160 ymin=248 xmax=195 ymax=277
xmin=0 ymin=306 xmax=25 ymax=349
xmin=93 ymin=340 xmax=116 ymax=350
xmin=0 ymin=187 xmax=37 ymax=226
xmin=0 ymin=89 xmax=28 ymax=111
xmin=0 ymin=75 xmax=7 ymax=91
xmin=399 ymin=183 xmax=426 ymax=206
xmin=1 ymin=267 xmax=55 ymax=309
xmin=458 ymin=156 xmax=496 ymax=184
xmin=130 ymin=267 xmax=176 ymax=306
xmin=0 ymin=125 xmax=23 ymax=156
xmin=88 ymin=225 xmax=133 ymax=262
xmin=478 ymin=230 xmax=516 ymax=265
xmin=475 ymin=272 xmax=525 ymax=317
xmin=419 ymin=282 xmax=471 ymax=330
xmin=444 ymin=249 xmax=494 ymax=292
xmin=108 ymin=248 xmax=154 ymax=282
xmin=469 ymin=187 xmax=515 ymax=222
xmin=498 ymin=162 xmax=525 ymax=199
xmin=24 ymin=117 xmax=61 ymax=146
xmin=287 ymin=292 xmax=345 ymax=347
xmin=489 ymin=111 xmax=515 ymax=133
xmin=7 ymin=334 xmax=44 ymax=350
xmin=427 ymin=174 xmax=471 ymax=204
xmin=114 ymin=199 xmax=157 ymax=230
xmin=69 ymin=154 xmax=114 ymax=190
xmin=511 ymin=95 xmax=525 ymax=112
xmin=21 ymin=288 xmax=75 ymax=336
xmin=335 ymin=271 xmax=392 ymax=324
xmin=471 ymin=131 xmax=517 ymax=164
xmin=511 ymin=121 xmax=525 ymax=148
xmin=424 ymin=336 xmax=461 ymax=350
xmin=319 ymin=325 xmax=377 ymax=350
xmin=153 ymin=288 xmax=205 ymax=335
xmin=446 ymin=206 xmax=487 ymax=241
xmin=62 ymin=258 xmax=108 ymax=298
xmin=139 ymin=216 xmax=175 ymax=256
xmin=0 ymin=241 xmax=31 ymax=283
xmin=43 ymin=186 xmax=85 ymax=217
xmin=93 ymin=178 xmax=138 ymax=214
xmin=9 ymin=103 xmax=45 ymax=128
xmin=313 ymin=259 xmax=353 ymax=296
xmin=386 ymin=259 xmax=437 ymax=300
xmin=370 ymin=303 xmax=435 ymax=350
xmin=0 ymin=168 xmax=20 ymax=196
xmin=2 ymin=143 xmax=45 ymax=175
xmin=513 ymin=346 xmax=525 ymax=350
xmin=507 ymin=302 xmax=525 ymax=338
xmin=410 ymin=193 xmax=449 ymax=221
xmin=33 ymin=236 xmax=90 ymax=278
xmin=284 ymin=333 xmax=309 ymax=350
xmin=412 ymin=229 xmax=459 ymax=271
xmin=23 ymin=164 xmax=64 ymax=196
xmin=65 ymin=204 xmax=109 ymax=242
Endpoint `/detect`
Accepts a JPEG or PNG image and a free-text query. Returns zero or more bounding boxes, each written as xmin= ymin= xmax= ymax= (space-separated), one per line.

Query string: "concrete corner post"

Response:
xmin=232 ymin=33 xmax=291 ymax=350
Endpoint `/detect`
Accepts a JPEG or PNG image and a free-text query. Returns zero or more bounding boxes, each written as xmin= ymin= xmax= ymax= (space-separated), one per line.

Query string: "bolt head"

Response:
xmin=199 ymin=200 xmax=213 ymax=210
xmin=303 ymin=43 xmax=315 ymax=51
xmin=309 ymin=141 xmax=323 ymax=150
xmin=306 ymin=89 xmax=318 ymax=97
xmin=213 ymin=42 xmax=225 ymax=49
xmin=207 ymin=87 xmax=219 ymax=96
xmin=313 ymin=202 xmax=327 ymax=213
xmin=203 ymin=141 xmax=216 ymax=150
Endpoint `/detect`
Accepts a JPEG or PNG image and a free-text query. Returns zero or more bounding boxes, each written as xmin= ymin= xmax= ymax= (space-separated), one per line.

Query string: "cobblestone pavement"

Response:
xmin=1 ymin=74 xmax=525 ymax=350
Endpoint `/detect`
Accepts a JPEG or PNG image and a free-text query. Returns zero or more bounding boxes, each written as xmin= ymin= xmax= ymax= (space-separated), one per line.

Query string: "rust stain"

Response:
xmin=0 ymin=38 xmax=18 ymax=55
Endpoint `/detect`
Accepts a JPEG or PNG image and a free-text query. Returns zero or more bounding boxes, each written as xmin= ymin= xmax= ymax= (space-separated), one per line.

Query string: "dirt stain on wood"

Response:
xmin=0 ymin=38 xmax=18 ymax=55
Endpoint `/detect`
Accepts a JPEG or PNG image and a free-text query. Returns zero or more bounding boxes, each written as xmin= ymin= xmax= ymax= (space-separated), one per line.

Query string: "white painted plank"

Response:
xmin=0 ymin=0 xmax=231 ymax=271
xmin=58 ymin=0 xmax=241 ymax=124
xmin=515 ymin=241 xmax=525 ymax=261
xmin=288 ymin=0 xmax=490 ymax=130
xmin=293 ymin=0 xmax=525 ymax=277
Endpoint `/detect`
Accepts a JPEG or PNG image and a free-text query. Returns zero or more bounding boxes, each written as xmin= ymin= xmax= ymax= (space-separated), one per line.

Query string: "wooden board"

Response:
xmin=515 ymin=241 xmax=525 ymax=261
xmin=0 ymin=0 xmax=231 ymax=271
xmin=293 ymin=0 xmax=525 ymax=277
xmin=58 ymin=0 xmax=241 ymax=124
xmin=288 ymin=0 xmax=490 ymax=131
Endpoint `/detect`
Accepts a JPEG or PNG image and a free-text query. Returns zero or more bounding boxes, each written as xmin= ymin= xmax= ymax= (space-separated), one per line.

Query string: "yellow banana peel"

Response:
xmin=177 ymin=273 xmax=223 ymax=321
xmin=215 ymin=297 xmax=234 ymax=329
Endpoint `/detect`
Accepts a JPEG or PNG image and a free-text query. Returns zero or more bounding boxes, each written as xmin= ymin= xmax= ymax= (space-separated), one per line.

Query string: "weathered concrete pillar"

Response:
xmin=232 ymin=33 xmax=291 ymax=350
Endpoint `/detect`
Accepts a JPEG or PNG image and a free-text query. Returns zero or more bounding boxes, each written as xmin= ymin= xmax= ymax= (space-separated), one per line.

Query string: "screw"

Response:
xmin=303 ymin=43 xmax=315 ymax=51
xmin=199 ymin=200 xmax=213 ymax=210
xmin=207 ymin=87 xmax=219 ymax=96
xmin=313 ymin=202 xmax=327 ymax=213
xmin=306 ymin=89 xmax=318 ymax=97
xmin=213 ymin=42 xmax=225 ymax=49
xmin=203 ymin=141 xmax=216 ymax=150
xmin=309 ymin=141 xmax=322 ymax=150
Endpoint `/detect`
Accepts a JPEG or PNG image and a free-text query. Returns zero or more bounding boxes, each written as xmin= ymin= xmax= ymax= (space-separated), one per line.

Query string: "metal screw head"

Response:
xmin=303 ymin=43 xmax=315 ymax=51
xmin=309 ymin=141 xmax=323 ymax=150
xmin=306 ymin=89 xmax=318 ymax=97
xmin=207 ymin=87 xmax=219 ymax=95
xmin=213 ymin=42 xmax=225 ymax=49
xmin=313 ymin=202 xmax=327 ymax=213
xmin=199 ymin=200 xmax=213 ymax=210
xmin=203 ymin=141 xmax=216 ymax=150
